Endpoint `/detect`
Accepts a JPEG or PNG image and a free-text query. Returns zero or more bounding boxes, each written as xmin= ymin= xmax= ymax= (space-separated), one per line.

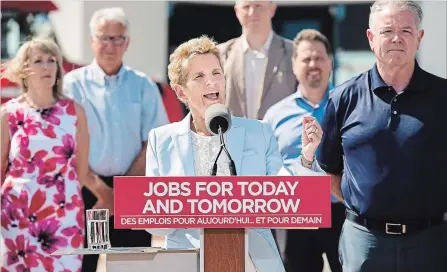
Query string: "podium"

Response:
xmin=54 ymin=175 xmax=330 ymax=271
xmin=114 ymin=176 xmax=331 ymax=272
xmin=53 ymin=247 xmax=200 ymax=272
xmin=52 ymin=232 xmax=258 ymax=272
xmin=201 ymin=228 xmax=248 ymax=272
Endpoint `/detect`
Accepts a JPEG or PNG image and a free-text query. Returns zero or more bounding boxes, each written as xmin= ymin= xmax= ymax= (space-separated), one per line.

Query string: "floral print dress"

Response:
xmin=1 ymin=98 xmax=85 ymax=272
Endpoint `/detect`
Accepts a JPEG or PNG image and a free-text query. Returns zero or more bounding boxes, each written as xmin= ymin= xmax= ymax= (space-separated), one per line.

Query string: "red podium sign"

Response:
xmin=114 ymin=176 xmax=331 ymax=229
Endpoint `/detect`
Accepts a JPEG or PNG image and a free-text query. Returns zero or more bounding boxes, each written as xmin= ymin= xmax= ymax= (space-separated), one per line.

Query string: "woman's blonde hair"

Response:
xmin=168 ymin=35 xmax=223 ymax=91
xmin=1 ymin=37 xmax=65 ymax=98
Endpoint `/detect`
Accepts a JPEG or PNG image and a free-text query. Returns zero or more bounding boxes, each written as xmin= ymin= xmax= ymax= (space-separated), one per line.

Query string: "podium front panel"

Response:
xmin=52 ymin=248 xmax=198 ymax=272
xmin=107 ymin=250 xmax=199 ymax=272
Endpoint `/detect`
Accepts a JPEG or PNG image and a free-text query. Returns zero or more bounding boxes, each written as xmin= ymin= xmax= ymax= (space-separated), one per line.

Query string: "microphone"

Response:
xmin=205 ymin=103 xmax=232 ymax=135
xmin=204 ymin=103 xmax=237 ymax=176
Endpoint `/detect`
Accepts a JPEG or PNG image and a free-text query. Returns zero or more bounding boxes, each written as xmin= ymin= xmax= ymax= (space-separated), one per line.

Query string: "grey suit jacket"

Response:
xmin=218 ymin=33 xmax=297 ymax=119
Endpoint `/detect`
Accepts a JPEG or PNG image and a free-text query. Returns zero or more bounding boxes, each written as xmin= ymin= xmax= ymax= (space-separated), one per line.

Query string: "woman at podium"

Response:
xmin=144 ymin=36 xmax=324 ymax=272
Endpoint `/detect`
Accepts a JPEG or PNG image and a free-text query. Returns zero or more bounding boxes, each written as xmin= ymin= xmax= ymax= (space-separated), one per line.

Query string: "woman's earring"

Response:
xmin=23 ymin=79 xmax=28 ymax=88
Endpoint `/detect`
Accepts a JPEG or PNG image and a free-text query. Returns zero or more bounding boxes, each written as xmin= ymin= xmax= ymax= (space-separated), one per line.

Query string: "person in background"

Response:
xmin=1 ymin=38 xmax=113 ymax=271
xmin=144 ymin=35 xmax=325 ymax=272
xmin=318 ymin=1 xmax=447 ymax=271
xmin=263 ymin=29 xmax=343 ymax=272
xmin=63 ymin=7 xmax=169 ymax=272
xmin=219 ymin=0 xmax=297 ymax=251
xmin=218 ymin=0 xmax=296 ymax=120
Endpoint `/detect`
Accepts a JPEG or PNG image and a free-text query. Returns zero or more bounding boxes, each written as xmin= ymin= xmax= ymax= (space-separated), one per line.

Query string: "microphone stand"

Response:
xmin=210 ymin=126 xmax=237 ymax=176
xmin=206 ymin=126 xmax=243 ymax=272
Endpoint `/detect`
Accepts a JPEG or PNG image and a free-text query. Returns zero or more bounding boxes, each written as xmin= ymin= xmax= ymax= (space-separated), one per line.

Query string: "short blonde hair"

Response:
xmin=1 ymin=37 xmax=65 ymax=98
xmin=168 ymin=35 xmax=222 ymax=89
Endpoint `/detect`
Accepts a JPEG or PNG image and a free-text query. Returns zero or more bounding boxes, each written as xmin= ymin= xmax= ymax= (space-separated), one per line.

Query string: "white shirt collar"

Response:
xmin=241 ymin=30 xmax=274 ymax=55
xmin=89 ymin=59 xmax=126 ymax=86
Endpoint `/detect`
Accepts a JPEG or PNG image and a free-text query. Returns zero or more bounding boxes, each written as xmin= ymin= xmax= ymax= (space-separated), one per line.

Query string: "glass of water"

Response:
xmin=86 ymin=209 xmax=111 ymax=250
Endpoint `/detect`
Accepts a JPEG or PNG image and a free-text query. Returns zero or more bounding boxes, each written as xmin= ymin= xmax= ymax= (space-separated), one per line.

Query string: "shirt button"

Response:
xmin=393 ymin=111 xmax=398 ymax=115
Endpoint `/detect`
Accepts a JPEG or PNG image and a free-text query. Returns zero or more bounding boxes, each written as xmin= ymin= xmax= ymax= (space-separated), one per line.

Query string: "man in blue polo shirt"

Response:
xmin=317 ymin=1 xmax=447 ymax=271
xmin=264 ymin=29 xmax=343 ymax=272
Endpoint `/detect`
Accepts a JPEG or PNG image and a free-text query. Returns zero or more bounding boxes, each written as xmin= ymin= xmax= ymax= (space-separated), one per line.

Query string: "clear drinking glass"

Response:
xmin=86 ymin=209 xmax=111 ymax=250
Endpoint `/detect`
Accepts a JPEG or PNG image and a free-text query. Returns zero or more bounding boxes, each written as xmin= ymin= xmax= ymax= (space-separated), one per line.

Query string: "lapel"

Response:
xmin=261 ymin=34 xmax=286 ymax=101
xmin=225 ymin=37 xmax=247 ymax=116
xmin=226 ymin=118 xmax=246 ymax=175
xmin=172 ymin=114 xmax=195 ymax=176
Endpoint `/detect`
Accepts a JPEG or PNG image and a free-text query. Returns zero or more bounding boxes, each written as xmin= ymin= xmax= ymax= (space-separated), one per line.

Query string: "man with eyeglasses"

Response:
xmin=63 ymin=7 xmax=169 ymax=272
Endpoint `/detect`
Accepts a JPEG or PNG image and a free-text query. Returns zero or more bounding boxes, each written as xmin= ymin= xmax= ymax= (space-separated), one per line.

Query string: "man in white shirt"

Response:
xmin=218 ymin=0 xmax=297 ymax=120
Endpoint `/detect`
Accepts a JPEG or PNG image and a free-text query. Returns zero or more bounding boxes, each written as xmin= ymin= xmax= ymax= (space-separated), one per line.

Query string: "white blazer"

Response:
xmin=145 ymin=114 xmax=318 ymax=272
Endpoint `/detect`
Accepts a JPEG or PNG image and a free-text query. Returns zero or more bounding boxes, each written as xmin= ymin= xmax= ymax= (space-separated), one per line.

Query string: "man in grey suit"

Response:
xmin=218 ymin=0 xmax=296 ymax=120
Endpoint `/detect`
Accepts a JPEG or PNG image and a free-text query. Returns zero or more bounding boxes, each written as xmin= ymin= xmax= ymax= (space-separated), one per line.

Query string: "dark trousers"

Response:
xmin=285 ymin=202 xmax=345 ymax=272
xmin=339 ymin=219 xmax=447 ymax=272
xmin=81 ymin=176 xmax=152 ymax=272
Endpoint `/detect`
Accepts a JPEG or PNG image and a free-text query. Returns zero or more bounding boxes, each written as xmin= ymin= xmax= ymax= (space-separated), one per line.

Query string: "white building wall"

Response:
xmin=419 ymin=1 xmax=447 ymax=78
xmin=49 ymin=1 xmax=85 ymax=65
xmin=51 ymin=1 xmax=168 ymax=82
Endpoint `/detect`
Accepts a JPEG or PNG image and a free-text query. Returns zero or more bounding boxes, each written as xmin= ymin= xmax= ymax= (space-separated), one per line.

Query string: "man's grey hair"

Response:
xmin=89 ymin=7 xmax=130 ymax=36
xmin=369 ymin=0 xmax=423 ymax=30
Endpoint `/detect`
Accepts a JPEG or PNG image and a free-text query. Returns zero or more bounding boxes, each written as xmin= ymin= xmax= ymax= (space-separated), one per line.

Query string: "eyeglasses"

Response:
xmin=95 ymin=35 xmax=128 ymax=46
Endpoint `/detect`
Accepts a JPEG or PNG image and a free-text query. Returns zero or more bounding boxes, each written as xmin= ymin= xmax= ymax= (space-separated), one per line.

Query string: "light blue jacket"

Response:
xmin=144 ymin=114 xmax=320 ymax=272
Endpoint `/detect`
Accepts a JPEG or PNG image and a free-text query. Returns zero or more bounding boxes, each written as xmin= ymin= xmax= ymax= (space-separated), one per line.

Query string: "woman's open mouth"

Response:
xmin=203 ymin=91 xmax=219 ymax=101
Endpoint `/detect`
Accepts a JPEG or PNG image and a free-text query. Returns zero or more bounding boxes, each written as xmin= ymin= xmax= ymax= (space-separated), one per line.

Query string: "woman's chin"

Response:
xmin=204 ymin=98 xmax=224 ymax=107
xmin=35 ymin=81 xmax=56 ymax=91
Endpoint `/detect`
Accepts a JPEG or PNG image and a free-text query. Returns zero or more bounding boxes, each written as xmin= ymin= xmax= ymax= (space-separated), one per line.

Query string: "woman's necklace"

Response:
xmin=191 ymin=118 xmax=210 ymax=136
xmin=24 ymin=93 xmax=57 ymax=111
